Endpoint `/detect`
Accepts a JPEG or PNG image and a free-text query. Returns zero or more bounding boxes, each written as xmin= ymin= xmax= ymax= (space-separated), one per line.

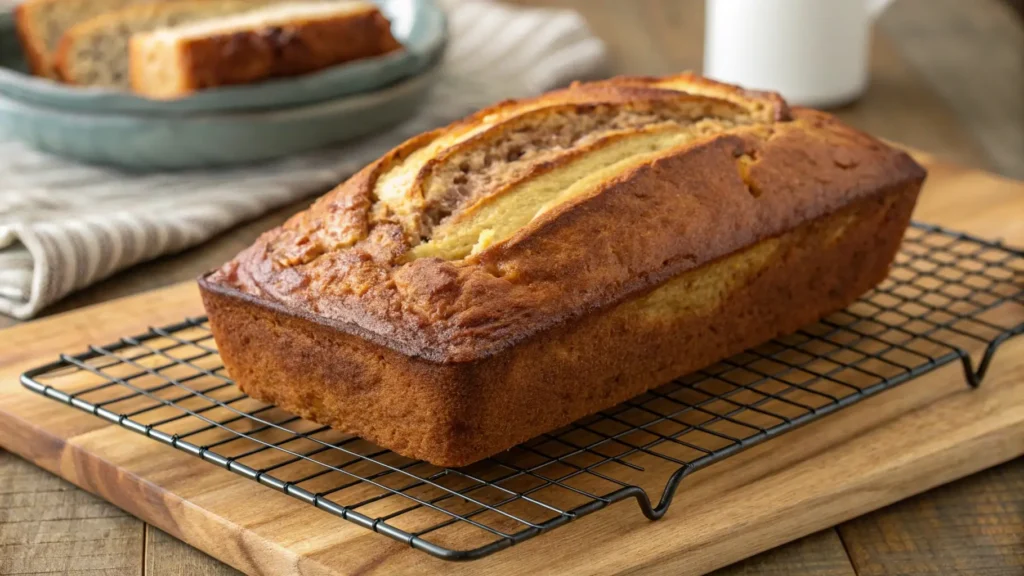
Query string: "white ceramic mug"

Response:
xmin=703 ymin=0 xmax=894 ymax=108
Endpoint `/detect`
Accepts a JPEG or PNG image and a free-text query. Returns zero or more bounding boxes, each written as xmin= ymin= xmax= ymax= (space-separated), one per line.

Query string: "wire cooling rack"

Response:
xmin=21 ymin=223 xmax=1024 ymax=561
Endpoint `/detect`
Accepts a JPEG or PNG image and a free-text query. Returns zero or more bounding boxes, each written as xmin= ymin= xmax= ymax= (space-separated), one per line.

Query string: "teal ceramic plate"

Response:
xmin=0 ymin=0 xmax=446 ymax=115
xmin=0 ymin=66 xmax=438 ymax=169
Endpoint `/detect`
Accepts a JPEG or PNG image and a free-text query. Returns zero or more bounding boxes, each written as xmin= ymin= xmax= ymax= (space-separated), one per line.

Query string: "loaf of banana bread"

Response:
xmin=200 ymin=74 xmax=926 ymax=467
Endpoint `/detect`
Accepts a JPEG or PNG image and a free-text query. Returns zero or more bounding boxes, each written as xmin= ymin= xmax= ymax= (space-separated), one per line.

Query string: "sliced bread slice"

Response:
xmin=129 ymin=1 xmax=402 ymax=99
xmin=55 ymin=0 xmax=278 ymax=87
xmin=15 ymin=0 xmax=153 ymax=78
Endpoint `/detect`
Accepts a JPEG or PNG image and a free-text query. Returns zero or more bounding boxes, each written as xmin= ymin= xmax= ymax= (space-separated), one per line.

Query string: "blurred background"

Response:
xmin=510 ymin=0 xmax=1022 ymax=180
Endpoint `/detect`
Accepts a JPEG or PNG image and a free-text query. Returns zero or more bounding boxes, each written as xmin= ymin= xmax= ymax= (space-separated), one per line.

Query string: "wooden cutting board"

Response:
xmin=1 ymin=156 xmax=1022 ymax=576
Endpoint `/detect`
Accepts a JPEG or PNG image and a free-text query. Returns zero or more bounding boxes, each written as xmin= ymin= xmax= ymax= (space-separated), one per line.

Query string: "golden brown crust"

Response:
xmin=53 ymin=36 xmax=75 ymax=83
xmin=128 ymin=5 xmax=402 ymax=98
xmin=14 ymin=3 xmax=51 ymax=77
xmin=201 ymin=74 xmax=927 ymax=465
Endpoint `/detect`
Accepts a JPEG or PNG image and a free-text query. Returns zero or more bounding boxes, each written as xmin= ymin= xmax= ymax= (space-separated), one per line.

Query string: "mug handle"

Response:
xmin=868 ymin=0 xmax=895 ymax=19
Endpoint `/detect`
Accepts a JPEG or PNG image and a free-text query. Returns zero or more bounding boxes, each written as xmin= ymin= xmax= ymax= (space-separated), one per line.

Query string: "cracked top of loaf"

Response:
xmin=203 ymin=73 xmax=925 ymax=363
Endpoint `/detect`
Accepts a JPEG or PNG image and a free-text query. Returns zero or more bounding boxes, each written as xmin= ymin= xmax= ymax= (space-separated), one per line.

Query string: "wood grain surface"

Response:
xmin=1 ymin=1 xmax=1022 ymax=574
xmin=714 ymin=530 xmax=857 ymax=576
xmin=0 ymin=451 xmax=143 ymax=575
xmin=839 ymin=458 xmax=1024 ymax=576
xmin=147 ymin=526 xmax=243 ymax=576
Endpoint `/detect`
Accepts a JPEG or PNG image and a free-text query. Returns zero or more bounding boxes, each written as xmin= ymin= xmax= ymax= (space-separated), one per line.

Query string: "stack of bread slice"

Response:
xmin=15 ymin=0 xmax=403 ymax=98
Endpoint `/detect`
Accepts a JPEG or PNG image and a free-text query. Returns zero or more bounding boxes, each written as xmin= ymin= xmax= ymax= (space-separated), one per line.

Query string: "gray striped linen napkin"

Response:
xmin=0 ymin=0 xmax=606 ymax=319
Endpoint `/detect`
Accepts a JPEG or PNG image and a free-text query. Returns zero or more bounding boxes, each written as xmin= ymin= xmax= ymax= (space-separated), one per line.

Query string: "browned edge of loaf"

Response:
xmin=198 ymin=75 xmax=928 ymax=465
xmin=52 ymin=20 xmax=81 ymax=84
xmin=13 ymin=2 xmax=50 ymax=77
xmin=52 ymin=9 xmax=109 ymax=84
xmin=128 ymin=5 xmax=402 ymax=98
xmin=199 ymin=180 xmax=922 ymax=467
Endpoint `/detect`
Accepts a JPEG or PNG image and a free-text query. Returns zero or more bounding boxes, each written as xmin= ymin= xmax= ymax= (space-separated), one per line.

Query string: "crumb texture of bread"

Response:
xmin=200 ymin=73 xmax=927 ymax=466
xmin=15 ymin=0 xmax=151 ymax=78
xmin=55 ymin=0 xmax=268 ymax=87
xmin=129 ymin=0 xmax=401 ymax=98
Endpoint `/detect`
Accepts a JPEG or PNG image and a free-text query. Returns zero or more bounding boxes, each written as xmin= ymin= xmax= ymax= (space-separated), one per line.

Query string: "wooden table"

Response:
xmin=1 ymin=1 xmax=1021 ymax=574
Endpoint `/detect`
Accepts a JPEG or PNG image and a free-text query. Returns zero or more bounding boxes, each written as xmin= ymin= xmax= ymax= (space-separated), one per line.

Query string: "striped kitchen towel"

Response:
xmin=0 ymin=0 xmax=606 ymax=319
